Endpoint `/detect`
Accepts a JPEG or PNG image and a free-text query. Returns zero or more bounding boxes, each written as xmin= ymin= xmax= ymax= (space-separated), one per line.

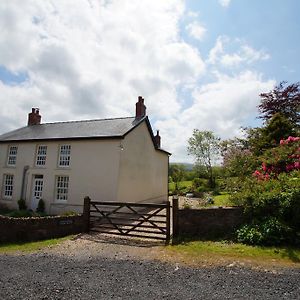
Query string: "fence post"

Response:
xmin=172 ymin=195 xmax=179 ymax=240
xmin=83 ymin=196 xmax=91 ymax=233
xmin=166 ymin=200 xmax=171 ymax=244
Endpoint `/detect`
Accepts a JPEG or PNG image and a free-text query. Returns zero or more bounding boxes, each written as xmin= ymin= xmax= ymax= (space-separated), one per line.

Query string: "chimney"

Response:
xmin=154 ymin=130 xmax=161 ymax=148
xmin=135 ymin=96 xmax=146 ymax=120
xmin=28 ymin=108 xmax=41 ymax=126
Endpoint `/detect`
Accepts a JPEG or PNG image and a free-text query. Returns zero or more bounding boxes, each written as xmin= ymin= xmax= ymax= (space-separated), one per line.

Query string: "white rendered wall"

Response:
xmin=0 ymin=139 xmax=121 ymax=214
xmin=116 ymin=122 xmax=169 ymax=204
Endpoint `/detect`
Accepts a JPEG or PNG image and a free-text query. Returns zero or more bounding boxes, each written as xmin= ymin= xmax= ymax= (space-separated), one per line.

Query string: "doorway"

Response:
xmin=31 ymin=175 xmax=44 ymax=211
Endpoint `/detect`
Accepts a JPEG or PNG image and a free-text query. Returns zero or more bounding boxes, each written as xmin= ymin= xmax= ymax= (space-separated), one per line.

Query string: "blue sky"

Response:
xmin=182 ymin=0 xmax=300 ymax=83
xmin=0 ymin=1 xmax=299 ymax=162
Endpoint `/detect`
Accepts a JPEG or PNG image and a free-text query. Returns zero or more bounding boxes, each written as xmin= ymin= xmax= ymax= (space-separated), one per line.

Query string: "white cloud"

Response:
xmin=157 ymin=71 xmax=275 ymax=162
xmin=207 ymin=36 xmax=228 ymax=64
xmin=0 ymin=0 xmax=205 ymax=132
xmin=0 ymin=1 xmax=276 ymax=163
xmin=208 ymin=36 xmax=270 ymax=67
xmin=218 ymin=0 xmax=231 ymax=7
xmin=186 ymin=21 xmax=207 ymax=41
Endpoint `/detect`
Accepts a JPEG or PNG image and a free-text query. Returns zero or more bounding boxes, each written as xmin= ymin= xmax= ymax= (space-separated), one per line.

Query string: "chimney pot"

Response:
xmin=135 ymin=96 xmax=146 ymax=120
xmin=28 ymin=107 xmax=42 ymax=126
xmin=154 ymin=130 xmax=161 ymax=148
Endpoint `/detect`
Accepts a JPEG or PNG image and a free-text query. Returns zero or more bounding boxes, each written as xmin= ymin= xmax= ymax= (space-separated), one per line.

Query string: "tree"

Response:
xmin=246 ymin=113 xmax=295 ymax=155
xmin=221 ymin=138 xmax=257 ymax=178
xmin=169 ymin=164 xmax=185 ymax=191
xmin=187 ymin=130 xmax=220 ymax=188
xmin=258 ymin=81 xmax=300 ymax=128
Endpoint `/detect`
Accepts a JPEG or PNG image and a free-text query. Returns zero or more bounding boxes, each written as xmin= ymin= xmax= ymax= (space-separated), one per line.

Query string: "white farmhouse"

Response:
xmin=0 ymin=97 xmax=170 ymax=214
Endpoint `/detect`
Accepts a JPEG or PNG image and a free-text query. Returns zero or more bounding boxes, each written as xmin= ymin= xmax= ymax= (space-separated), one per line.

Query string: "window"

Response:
xmin=58 ymin=145 xmax=71 ymax=167
xmin=2 ymin=174 xmax=14 ymax=198
xmin=7 ymin=146 xmax=18 ymax=166
xmin=55 ymin=176 xmax=69 ymax=201
xmin=36 ymin=145 xmax=47 ymax=166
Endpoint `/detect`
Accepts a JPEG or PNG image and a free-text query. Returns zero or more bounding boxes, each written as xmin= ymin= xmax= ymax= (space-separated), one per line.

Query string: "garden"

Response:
xmin=169 ymin=81 xmax=300 ymax=247
xmin=0 ymin=198 xmax=78 ymax=218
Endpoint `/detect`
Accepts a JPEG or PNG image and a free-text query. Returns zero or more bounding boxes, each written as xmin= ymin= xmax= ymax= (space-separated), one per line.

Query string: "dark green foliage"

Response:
xmin=17 ymin=199 xmax=27 ymax=211
xmin=232 ymin=171 xmax=300 ymax=245
xmin=8 ymin=210 xmax=33 ymax=218
xmin=36 ymin=199 xmax=45 ymax=213
xmin=237 ymin=218 xmax=294 ymax=246
xmin=246 ymin=115 xmax=296 ymax=156
xmin=169 ymin=164 xmax=185 ymax=191
xmin=192 ymin=178 xmax=211 ymax=195
xmin=263 ymin=113 xmax=295 ymax=144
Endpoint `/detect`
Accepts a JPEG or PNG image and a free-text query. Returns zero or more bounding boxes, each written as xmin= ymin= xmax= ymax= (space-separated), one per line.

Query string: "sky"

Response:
xmin=0 ymin=0 xmax=299 ymax=162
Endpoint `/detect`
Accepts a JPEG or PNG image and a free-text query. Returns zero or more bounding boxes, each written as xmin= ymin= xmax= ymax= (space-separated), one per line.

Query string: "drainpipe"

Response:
xmin=20 ymin=165 xmax=30 ymax=200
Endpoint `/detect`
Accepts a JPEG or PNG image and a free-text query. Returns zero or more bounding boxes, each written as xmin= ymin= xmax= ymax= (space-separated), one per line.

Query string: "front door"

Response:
xmin=31 ymin=175 xmax=44 ymax=211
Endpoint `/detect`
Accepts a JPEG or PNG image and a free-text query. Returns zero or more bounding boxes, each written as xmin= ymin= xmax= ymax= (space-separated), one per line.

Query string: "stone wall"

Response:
xmin=0 ymin=215 xmax=86 ymax=243
xmin=173 ymin=204 xmax=244 ymax=238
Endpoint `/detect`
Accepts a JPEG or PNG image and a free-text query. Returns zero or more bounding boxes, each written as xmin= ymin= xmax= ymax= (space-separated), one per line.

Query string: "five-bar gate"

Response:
xmin=84 ymin=197 xmax=170 ymax=243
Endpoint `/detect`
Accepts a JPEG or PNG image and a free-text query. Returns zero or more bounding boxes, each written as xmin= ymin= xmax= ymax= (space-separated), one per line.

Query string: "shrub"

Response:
xmin=182 ymin=201 xmax=191 ymax=209
xmin=232 ymin=171 xmax=300 ymax=245
xmin=8 ymin=210 xmax=33 ymax=218
xmin=236 ymin=218 xmax=294 ymax=246
xmin=17 ymin=199 xmax=27 ymax=211
xmin=36 ymin=199 xmax=45 ymax=213
xmin=192 ymin=178 xmax=208 ymax=189
xmin=236 ymin=224 xmax=263 ymax=245
xmin=253 ymin=136 xmax=300 ymax=180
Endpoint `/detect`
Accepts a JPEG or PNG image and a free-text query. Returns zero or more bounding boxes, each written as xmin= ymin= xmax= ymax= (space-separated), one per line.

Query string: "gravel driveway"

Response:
xmin=0 ymin=234 xmax=299 ymax=300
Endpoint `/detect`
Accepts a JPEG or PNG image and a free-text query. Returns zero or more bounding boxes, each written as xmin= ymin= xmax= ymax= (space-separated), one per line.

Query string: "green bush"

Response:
xmin=232 ymin=171 xmax=300 ymax=245
xmin=237 ymin=218 xmax=294 ymax=246
xmin=17 ymin=199 xmax=27 ymax=211
xmin=192 ymin=178 xmax=208 ymax=189
xmin=36 ymin=199 xmax=45 ymax=213
xmin=8 ymin=210 xmax=33 ymax=218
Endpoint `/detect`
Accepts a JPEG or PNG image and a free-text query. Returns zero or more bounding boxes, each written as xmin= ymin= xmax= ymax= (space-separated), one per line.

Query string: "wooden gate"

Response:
xmin=84 ymin=197 xmax=170 ymax=242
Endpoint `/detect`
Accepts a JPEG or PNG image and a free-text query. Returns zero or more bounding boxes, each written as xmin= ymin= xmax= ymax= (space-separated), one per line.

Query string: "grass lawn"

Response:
xmin=169 ymin=180 xmax=192 ymax=191
xmin=166 ymin=240 xmax=300 ymax=268
xmin=213 ymin=193 xmax=233 ymax=207
xmin=0 ymin=236 xmax=73 ymax=254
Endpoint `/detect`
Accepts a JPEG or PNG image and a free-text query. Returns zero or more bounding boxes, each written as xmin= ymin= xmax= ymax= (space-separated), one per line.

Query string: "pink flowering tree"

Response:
xmin=253 ymin=136 xmax=300 ymax=180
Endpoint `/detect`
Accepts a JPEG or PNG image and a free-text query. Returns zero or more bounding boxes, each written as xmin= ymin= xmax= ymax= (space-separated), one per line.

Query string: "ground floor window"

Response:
xmin=55 ymin=176 xmax=69 ymax=201
xmin=2 ymin=174 xmax=14 ymax=198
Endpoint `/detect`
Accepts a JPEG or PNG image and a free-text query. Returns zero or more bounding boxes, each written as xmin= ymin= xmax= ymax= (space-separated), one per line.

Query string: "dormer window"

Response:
xmin=7 ymin=146 xmax=18 ymax=166
xmin=36 ymin=145 xmax=47 ymax=166
xmin=58 ymin=145 xmax=71 ymax=167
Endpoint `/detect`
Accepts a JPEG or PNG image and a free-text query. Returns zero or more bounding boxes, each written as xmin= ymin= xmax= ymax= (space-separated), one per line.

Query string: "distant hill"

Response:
xmin=169 ymin=162 xmax=194 ymax=171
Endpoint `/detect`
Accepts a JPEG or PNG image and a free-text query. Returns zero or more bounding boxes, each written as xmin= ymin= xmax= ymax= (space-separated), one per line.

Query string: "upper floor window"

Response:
xmin=58 ymin=145 xmax=71 ymax=167
xmin=7 ymin=146 xmax=18 ymax=166
xmin=2 ymin=174 xmax=14 ymax=198
xmin=36 ymin=145 xmax=47 ymax=166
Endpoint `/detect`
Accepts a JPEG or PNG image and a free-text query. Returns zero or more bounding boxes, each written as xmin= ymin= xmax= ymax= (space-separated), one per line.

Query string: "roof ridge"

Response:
xmin=42 ymin=116 xmax=135 ymax=125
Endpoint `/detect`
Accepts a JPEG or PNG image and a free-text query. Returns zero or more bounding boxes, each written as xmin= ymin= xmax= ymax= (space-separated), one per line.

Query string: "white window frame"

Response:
xmin=2 ymin=174 xmax=14 ymax=199
xmin=55 ymin=176 xmax=69 ymax=202
xmin=7 ymin=146 xmax=18 ymax=166
xmin=36 ymin=145 xmax=47 ymax=166
xmin=58 ymin=145 xmax=71 ymax=167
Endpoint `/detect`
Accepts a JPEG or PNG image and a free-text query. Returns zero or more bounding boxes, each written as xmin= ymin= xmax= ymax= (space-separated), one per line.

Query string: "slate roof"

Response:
xmin=0 ymin=117 xmax=140 ymax=142
xmin=0 ymin=116 xmax=171 ymax=155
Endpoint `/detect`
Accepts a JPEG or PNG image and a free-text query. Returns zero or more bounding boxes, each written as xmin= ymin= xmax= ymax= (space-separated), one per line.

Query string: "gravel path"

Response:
xmin=0 ymin=234 xmax=299 ymax=300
